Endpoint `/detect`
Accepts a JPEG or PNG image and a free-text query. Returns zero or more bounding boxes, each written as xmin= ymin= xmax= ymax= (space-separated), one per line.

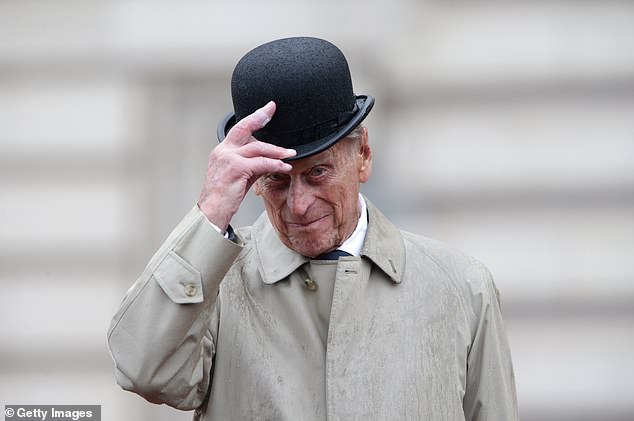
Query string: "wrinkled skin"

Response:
xmin=254 ymin=130 xmax=372 ymax=257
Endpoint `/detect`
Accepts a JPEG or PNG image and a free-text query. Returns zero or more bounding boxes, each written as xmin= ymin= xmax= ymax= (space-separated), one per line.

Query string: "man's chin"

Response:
xmin=287 ymin=238 xmax=336 ymax=258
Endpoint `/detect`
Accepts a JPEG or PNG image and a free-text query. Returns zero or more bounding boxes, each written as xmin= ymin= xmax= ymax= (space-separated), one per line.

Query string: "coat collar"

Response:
xmin=360 ymin=199 xmax=406 ymax=284
xmin=252 ymin=197 xmax=406 ymax=285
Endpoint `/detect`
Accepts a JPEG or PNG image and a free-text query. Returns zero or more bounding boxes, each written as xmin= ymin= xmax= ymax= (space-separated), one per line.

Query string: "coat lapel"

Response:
xmin=252 ymin=212 xmax=308 ymax=284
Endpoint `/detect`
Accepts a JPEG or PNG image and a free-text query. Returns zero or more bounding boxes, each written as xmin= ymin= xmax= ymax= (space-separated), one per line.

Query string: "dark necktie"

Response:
xmin=314 ymin=249 xmax=352 ymax=260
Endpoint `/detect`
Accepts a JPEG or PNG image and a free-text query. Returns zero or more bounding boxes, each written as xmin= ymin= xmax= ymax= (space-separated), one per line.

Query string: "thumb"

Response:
xmin=228 ymin=101 xmax=276 ymax=144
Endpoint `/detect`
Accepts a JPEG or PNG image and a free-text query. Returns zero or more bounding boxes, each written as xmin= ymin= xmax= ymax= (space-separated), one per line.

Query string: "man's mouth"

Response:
xmin=286 ymin=215 xmax=329 ymax=229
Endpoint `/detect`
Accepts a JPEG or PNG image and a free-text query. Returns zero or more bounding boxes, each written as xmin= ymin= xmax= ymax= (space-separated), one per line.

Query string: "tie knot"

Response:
xmin=314 ymin=249 xmax=352 ymax=260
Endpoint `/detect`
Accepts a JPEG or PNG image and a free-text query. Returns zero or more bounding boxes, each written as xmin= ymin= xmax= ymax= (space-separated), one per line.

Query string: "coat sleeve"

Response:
xmin=462 ymin=262 xmax=519 ymax=421
xmin=107 ymin=205 xmax=242 ymax=410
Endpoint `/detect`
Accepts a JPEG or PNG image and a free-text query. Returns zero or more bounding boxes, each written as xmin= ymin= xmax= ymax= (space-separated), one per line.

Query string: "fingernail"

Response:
xmin=286 ymin=148 xmax=296 ymax=156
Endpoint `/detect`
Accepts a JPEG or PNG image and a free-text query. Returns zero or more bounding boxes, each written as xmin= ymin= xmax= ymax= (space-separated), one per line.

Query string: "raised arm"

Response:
xmin=107 ymin=102 xmax=295 ymax=409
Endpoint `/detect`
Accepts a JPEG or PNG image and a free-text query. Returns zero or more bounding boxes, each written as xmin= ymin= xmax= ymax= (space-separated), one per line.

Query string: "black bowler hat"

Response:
xmin=216 ymin=37 xmax=374 ymax=160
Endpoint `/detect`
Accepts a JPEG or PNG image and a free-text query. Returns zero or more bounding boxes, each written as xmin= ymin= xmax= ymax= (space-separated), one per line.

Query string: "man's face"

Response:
xmin=254 ymin=128 xmax=372 ymax=258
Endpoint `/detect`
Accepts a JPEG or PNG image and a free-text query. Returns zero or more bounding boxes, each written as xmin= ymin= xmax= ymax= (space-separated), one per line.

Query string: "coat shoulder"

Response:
xmin=400 ymin=230 xmax=491 ymax=280
xmin=399 ymin=230 xmax=501 ymax=316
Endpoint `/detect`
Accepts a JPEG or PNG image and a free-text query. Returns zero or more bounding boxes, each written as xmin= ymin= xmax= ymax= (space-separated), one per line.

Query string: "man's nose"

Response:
xmin=286 ymin=179 xmax=314 ymax=216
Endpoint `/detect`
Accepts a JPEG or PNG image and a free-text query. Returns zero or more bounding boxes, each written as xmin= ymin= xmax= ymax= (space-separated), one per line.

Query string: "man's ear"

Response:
xmin=358 ymin=127 xmax=372 ymax=183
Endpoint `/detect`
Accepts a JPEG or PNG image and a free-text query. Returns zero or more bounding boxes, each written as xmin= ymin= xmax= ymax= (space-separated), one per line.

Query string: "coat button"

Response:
xmin=184 ymin=283 xmax=198 ymax=297
xmin=304 ymin=278 xmax=317 ymax=291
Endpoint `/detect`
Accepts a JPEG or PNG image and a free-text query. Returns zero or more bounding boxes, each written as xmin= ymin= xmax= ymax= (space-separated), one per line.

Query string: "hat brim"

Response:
xmin=216 ymin=95 xmax=374 ymax=161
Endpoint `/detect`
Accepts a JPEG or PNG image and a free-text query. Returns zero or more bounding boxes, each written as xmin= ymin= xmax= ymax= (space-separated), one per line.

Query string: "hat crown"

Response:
xmin=231 ymin=37 xmax=355 ymax=140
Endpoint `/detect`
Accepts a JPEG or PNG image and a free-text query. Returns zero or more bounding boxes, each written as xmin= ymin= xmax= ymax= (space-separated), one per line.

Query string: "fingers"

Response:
xmin=227 ymin=101 xmax=276 ymax=145
xmin=208 ymin=137 xmax=295 ymax=185
xmin=240 ymin=155 xmax=293 ymax=176
xmin=232 ymin=144 xmax=295 ymax=178
xmin=219 ymin=99 xmax=296 ymax=166
xmin=239 ymin=141 xmax=296 ymax=160
xmin=236 ymin=142 xmax=296 ymax=182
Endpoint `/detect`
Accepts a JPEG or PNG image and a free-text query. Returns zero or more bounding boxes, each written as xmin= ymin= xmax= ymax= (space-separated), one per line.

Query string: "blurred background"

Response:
xmin=1 ymin=1 xmax=633 ymax=420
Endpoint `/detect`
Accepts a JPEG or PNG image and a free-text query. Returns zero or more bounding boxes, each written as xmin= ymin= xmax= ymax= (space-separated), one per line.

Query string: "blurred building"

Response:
xmin=1 ymin=1 xmax=633 ymax=420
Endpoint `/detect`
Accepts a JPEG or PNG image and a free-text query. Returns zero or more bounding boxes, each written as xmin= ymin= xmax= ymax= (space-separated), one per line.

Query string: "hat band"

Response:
xmin=254 ymin=102 xmax=359 ymax=147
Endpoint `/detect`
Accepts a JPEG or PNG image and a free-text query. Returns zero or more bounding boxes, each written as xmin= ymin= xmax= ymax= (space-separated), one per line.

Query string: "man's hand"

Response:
xmin=197 ymin=101 xmax=296 ymax=231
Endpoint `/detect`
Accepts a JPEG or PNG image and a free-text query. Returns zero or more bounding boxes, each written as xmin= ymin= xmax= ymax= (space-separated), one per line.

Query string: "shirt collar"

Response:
xmin=337 ymin=194 xmax=367 ymax=257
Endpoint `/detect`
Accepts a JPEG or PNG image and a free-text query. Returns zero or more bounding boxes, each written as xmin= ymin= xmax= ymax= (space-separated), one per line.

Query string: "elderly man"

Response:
xmin=108 ymin=37 xmax=518 ymax=420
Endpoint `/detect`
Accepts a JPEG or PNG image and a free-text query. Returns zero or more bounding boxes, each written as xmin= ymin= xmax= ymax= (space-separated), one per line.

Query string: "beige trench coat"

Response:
xmin=108 ymin=199 xmax=518 ymax=420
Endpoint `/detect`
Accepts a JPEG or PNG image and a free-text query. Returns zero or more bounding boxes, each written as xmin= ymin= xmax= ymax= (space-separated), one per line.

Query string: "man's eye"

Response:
xmin=310 ymin=167 xmax=326 ymax=177
xmin=267 ymin=173 xmax=285 ymax=182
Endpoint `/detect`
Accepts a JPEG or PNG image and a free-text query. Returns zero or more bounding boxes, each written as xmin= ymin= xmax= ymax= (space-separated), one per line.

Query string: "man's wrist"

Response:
xmin=195 ymin=204 xmax=237 ymax=241
xmin=196 ymin=201 xmax=232 ymax=232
